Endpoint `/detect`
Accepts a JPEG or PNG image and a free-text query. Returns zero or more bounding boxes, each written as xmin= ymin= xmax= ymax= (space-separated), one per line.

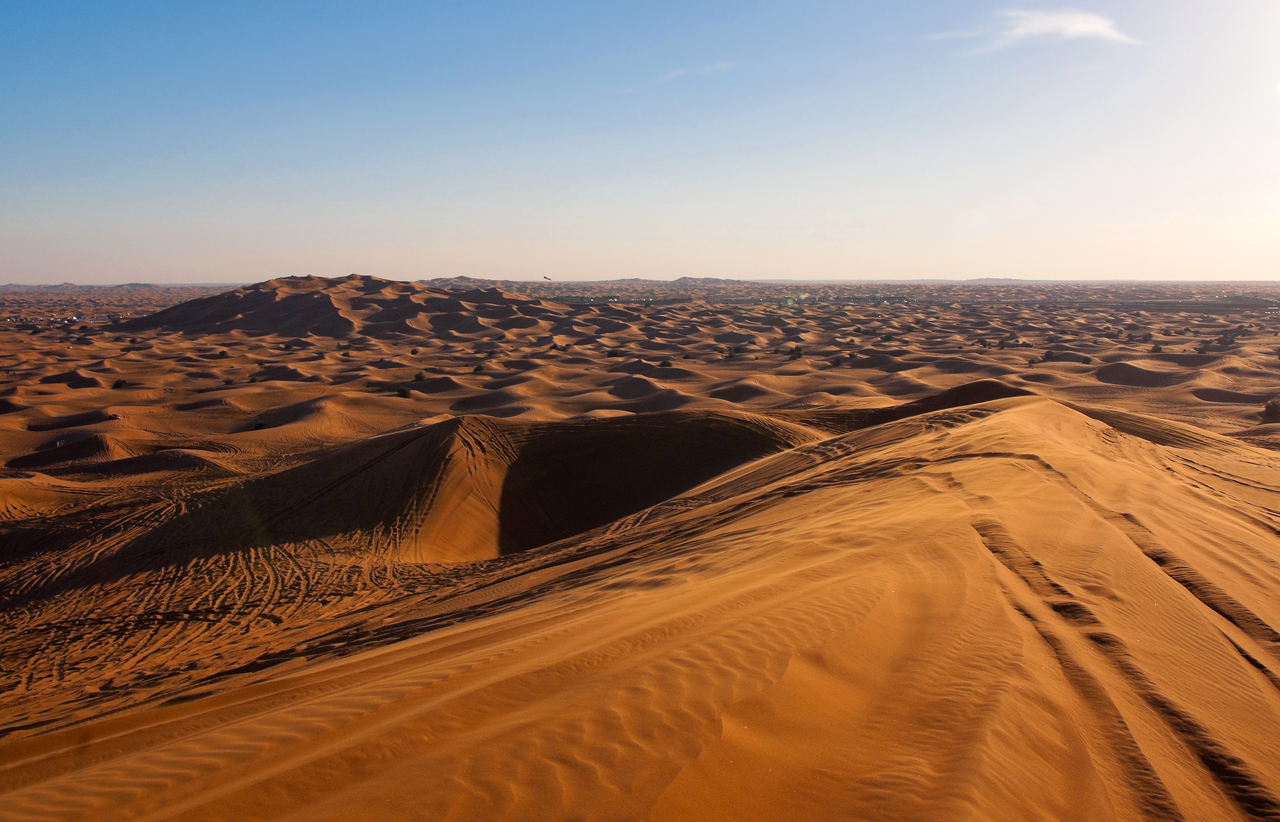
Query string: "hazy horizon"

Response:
xmin=8 ymin=274 xmax=1280 ymax=288
xmin=3 ymin=2 xmax=1278 ymax=284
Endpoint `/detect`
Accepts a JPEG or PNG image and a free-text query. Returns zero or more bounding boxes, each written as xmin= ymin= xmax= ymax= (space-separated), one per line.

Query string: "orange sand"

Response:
xmin=4 ymin=276 xmax=1280 ymax=821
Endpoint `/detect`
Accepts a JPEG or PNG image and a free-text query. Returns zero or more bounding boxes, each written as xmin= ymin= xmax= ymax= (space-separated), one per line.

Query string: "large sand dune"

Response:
xmin=5 ymin=277 xmax=1280 ymax=820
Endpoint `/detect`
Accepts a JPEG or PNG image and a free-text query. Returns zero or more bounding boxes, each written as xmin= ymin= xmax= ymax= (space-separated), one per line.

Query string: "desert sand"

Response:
xmin=5 ymin=275 xmax=1280 ymax=820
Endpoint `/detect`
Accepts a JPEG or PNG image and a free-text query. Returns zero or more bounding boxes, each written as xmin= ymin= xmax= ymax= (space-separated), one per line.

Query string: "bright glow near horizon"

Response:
xmin=1 ymin=2 xmax=1278 ymax=284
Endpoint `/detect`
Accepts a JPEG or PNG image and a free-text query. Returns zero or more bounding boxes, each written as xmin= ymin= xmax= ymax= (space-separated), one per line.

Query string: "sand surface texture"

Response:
xmin=4 ymin=275 xmax=1280 ymax=821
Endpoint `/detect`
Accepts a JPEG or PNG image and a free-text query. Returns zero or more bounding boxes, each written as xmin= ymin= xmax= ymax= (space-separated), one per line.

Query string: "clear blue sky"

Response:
xmin=2 ymin=2 xmax=1277 ymax=282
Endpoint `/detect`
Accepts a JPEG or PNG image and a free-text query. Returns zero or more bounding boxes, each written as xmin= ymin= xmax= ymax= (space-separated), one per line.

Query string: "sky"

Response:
xmin=1 ymin=2 xmax=1278 ymax=283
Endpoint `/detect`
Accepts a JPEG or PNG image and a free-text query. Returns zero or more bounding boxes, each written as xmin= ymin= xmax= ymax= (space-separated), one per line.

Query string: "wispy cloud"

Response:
xmin=620 ymin=60 xmax=736 ymax=94
xmin=994 ymin=10 xmax=1138 ymax=47
xmin=926 ymin=9 xmax=1138 ymax=53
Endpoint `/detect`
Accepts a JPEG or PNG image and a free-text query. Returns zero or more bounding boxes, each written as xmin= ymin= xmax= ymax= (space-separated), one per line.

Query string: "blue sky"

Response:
xmin=2 ymin=2 xmax=1278 ymax=282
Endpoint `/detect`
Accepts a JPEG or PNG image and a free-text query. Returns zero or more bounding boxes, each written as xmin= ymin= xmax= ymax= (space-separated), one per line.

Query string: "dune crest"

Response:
xmin=95 ymin=409 xmax=824 ymax=570
xmin=5 ymin=391 xmax=1280 ymax=820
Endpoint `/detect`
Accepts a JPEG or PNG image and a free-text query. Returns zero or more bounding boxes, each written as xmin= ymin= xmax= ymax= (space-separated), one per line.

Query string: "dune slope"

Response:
xmin=117 ymin=409 xmax=820 ymax=567
xmin=4 ymin=390 xmax=1280 ymax=821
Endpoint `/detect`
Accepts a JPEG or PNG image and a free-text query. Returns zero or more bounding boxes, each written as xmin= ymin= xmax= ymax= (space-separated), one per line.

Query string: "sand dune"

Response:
xmin=5 ymin=277 xmax=1280 ymax=820
xmin=6 ymin=391 xmax=1280 ymax=820
xmin=116 ymin=409 xmax=816 ymax=568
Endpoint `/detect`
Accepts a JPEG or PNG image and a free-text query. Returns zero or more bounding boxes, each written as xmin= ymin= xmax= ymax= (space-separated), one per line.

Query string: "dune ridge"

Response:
xmin=4 ymin=392 xmax=1280 ymax=820
xmin=114 ymin=409 xmax=820 ymax=570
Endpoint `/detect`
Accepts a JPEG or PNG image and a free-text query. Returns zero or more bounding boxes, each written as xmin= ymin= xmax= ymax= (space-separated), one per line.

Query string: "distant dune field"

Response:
xmin=4 ymin=276 xmax=1280 ymax=821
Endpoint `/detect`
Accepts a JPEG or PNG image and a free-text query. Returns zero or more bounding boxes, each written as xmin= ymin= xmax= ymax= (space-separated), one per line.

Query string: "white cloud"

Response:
xmin=995 ymin=10 xmax=1138 ymax=47
xmin=926 ymin=9 xmax=1138 ymax=52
